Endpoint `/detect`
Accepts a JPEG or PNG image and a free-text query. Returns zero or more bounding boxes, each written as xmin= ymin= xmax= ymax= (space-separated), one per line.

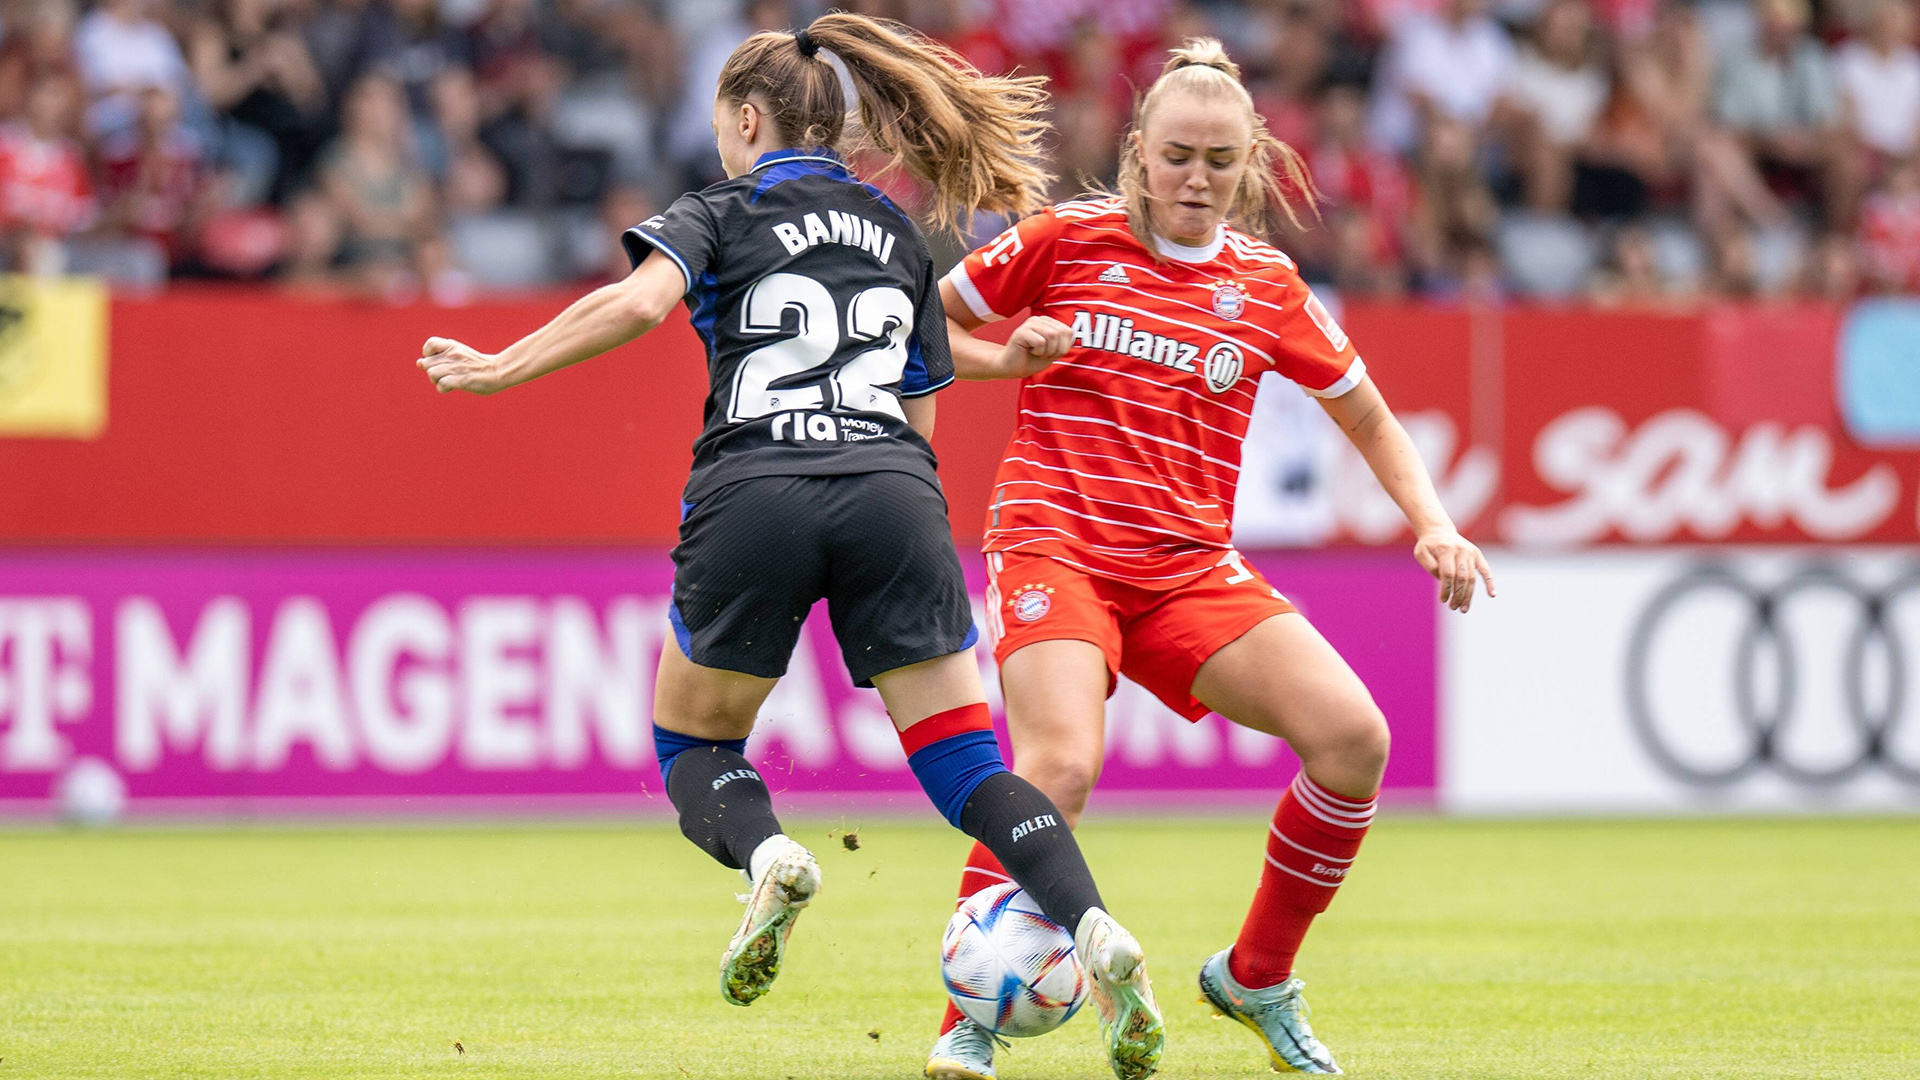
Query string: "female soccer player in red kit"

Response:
xmin=924 ymin=39 xmax=1495 ymax=1079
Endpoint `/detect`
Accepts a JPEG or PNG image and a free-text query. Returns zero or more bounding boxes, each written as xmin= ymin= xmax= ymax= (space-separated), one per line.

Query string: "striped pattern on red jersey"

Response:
xmin=946 ymin=198 xmax=1363 ymax=586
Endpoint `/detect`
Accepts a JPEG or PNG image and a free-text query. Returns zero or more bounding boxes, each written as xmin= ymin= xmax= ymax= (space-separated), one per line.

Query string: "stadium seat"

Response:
xmin=1646 ymin=218 xmax=1709 ymax=293
xmin=449 ymin=211 xmax=557 ymax=289
xmin=1498 ymin=213 xmax=1598 ymax=299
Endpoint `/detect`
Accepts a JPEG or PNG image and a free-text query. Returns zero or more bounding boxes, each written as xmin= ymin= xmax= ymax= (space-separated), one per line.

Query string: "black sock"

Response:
xmin=663 ymin=745 xmax=785 ymax=872
xmin=958 ymin=771 xmax=1105 ymax=933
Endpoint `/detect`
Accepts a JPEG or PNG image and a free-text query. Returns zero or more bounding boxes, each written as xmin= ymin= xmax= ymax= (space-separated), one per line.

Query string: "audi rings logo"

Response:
xmin=1625 ymin=563 xmax=1920 ymax=787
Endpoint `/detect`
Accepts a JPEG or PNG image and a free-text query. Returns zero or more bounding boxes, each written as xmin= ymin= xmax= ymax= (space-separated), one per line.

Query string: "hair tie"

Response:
xmin=793 ymin=27 xmax=819 ymax=58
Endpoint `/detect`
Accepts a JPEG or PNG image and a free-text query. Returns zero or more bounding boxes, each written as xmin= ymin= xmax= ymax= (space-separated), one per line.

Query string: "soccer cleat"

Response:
xmin=1074 ymin=908 xmax=1165 ymax=1080
xmin=1197 ymin=949 xmax=1341 ymax=1074
xmin=719 ymin=841 xmax=821 ymax=1006
xmin=925 ymin=1018 xmax=1000 ymax=1080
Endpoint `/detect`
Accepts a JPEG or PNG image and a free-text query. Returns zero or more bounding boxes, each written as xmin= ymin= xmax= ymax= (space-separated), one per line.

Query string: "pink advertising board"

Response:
xmin=0 ymin=550 xmax=1435 ymax=815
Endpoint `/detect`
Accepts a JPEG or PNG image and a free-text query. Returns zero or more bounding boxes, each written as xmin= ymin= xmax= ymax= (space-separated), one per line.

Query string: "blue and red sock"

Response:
xmin=899 ymin=704 xmax=1006 ymax=827
xmin=896 ymin=703 xmax=1105 ymax=941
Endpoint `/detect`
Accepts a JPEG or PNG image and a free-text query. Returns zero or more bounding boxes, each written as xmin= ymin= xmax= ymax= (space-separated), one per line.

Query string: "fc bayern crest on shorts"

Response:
xmin=1211 ymin=281 xmax=1245 ymax=320
xmin=1009 ymin=584 xmax=1054 ymax=622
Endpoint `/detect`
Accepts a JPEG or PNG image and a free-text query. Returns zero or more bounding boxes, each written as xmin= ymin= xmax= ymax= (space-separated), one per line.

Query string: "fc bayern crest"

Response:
xmin=1202 ymin=342 xmax=1244 ymax=393
xmin=1009 ymin=584 xmax=1054 ymax=623
xmin=1211 ymin=282 xmax=1246 ymax=320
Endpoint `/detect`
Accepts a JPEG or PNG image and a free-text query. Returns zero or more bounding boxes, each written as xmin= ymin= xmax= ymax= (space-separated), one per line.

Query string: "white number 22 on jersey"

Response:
xmin=728 ymin=271 xmax=913 ymax=423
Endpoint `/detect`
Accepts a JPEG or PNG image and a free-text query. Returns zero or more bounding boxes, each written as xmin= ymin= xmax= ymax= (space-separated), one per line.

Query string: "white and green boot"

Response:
xmin=1076 ymin=909 xmax=1165 ymax=1080
xmin=719 ymin=837 xmax=820 ymax=1006
xmin=1197 ymin=949 xmax=1340 ymax=1073
xmin=925 ymin=1018 xmax=999 ymax=1080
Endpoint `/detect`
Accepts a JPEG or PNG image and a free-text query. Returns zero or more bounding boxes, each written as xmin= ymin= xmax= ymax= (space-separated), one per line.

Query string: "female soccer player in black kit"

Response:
xmin=414 ymin=14 xmax=1164 ymax=1080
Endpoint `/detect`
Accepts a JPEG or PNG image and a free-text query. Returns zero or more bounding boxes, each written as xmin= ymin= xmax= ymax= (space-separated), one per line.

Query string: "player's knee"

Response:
xmin=1298 ymin=702 xmax=1390 ymax=789
xmin=652 ymin=695 xmax=757 ymax=737
xmin=1332 ymin=705 xmax=1391 ymax=784
xmin=1017 ymin=751 xmax=1100 ymax=821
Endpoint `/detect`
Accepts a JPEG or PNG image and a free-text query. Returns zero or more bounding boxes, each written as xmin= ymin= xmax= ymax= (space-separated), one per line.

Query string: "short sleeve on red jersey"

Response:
xmin=943 ymin=208 xmax=1065 ymax=322
xmin=1265 ymin=272 xmax=1365 ymax=398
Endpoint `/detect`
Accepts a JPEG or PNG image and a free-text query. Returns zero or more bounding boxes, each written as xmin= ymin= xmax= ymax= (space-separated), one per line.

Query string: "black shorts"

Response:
xmin=669 ymin=471 xmax=979 ymax=687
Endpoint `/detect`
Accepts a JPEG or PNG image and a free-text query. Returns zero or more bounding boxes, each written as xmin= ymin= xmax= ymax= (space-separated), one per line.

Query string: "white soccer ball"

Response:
xmin=941 ymin=883 xmax=1088 ymax=1037
xmin=55 ymin=757 xmax=127 ymax=826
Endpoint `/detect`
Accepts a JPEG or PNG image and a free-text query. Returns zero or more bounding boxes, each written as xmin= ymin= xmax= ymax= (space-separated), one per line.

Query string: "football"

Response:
xmin=940 ymin=883 xmax=1089 ymax=1037
xmin=55 ymin=758 xmax=126 ymax=827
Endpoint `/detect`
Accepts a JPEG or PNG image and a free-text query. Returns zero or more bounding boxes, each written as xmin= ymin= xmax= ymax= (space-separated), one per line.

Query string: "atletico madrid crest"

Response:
xmin=1211 ymin=281 xmax=1245 ymax=320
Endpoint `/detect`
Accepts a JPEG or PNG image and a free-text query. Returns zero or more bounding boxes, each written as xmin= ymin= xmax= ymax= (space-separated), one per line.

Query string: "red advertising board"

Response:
xmin=2 ymin=290 xmax=1915 ymax=547
xmin=0 ymin=289 xmax=1022 ymax=545
xmin=1325 ymin=302 xmax=1920 ymax=545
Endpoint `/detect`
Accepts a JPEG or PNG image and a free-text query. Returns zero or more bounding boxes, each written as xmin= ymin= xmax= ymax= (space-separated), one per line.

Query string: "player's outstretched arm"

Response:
xmin=937 ymin=279 xmax=1072 ymax=380
xmin=417 ymin=253 xmax=685 ymax=395
xmin=1320 ymin=375 xmax=1496 ymax=612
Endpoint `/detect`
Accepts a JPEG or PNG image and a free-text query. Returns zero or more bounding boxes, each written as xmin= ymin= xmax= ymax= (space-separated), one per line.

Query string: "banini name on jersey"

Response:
xmin=769 ymin=210 xmax=899 ymax=265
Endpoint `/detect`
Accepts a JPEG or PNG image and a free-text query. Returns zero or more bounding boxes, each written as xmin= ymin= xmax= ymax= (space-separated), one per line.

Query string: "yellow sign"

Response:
xmin=0 ymin=276 xmax=107 ymax=439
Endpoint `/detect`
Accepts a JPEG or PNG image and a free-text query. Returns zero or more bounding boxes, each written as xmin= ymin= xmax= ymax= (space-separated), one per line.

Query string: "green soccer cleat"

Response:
xmin=925 ymin=1018 xmax=999 ymax=1080
xmin=718 ymin=841 xmax=820 ymax=1006
xmin=1197 ymin=949 xmax=1341 ymax=1073
xmin=1075 ymin=908 xmax=1165 ymax=1080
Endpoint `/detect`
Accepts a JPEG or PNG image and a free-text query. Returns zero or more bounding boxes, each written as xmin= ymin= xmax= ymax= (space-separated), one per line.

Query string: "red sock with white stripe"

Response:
xmin=939 ymin=841 xmax=1012 ymax=1034
xmin=1228 ymin=772 xmax=1377 ymax=989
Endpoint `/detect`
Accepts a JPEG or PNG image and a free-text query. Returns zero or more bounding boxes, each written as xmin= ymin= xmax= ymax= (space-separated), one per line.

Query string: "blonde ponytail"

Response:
xmin=715 ymin=14 xmax=1053 ymax=233
xmin=1115 ymin=38 xmax=1318 ymax=253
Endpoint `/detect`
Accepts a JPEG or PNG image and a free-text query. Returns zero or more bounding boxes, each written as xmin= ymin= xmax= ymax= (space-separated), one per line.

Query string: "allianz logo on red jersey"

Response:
xmin=1067 ymin=310 xmax=1245 ymax=394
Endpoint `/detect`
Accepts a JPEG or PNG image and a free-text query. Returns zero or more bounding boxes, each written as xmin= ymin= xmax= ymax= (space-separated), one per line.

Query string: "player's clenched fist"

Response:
xmin=418 ymin=337 xmax=506 ymax=395
xmin=995 ymin=315 xmax=1074 ymax=378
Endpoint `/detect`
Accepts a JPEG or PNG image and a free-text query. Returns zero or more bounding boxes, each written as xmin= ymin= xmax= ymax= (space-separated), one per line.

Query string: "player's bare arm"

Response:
xmin=939 ymin=278 xmax=1073 ymax=380
xmin=417 ymin=253 xmax=685 ymax=395
xmin=1319 ymin=374 xmax=1496 ymax=612
xmin=903 ymin=394 xmax=936 ymax=440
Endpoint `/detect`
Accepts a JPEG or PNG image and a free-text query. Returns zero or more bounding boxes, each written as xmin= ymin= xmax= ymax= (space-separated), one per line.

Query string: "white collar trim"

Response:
xmin=750 ymin=153 xmax=847 ymax=174
xmin=1152 ymin=226 xmax=1225 ymax=263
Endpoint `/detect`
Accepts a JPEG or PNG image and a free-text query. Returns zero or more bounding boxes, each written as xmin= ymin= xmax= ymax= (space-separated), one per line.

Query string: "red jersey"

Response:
xmin=97 ymin=130 xmax=204 ymax=257
xmin=0 ymin=124 xmax=93 ymax=236
xmin=946 ymin=197 xmax=1363 ymax=586
xmin=1861 ymin=191 xmax=1920 ymax=291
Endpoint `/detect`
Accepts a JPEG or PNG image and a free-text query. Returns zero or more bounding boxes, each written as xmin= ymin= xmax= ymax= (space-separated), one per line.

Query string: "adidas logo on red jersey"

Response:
xmin=1098 ymin=263 xmax=1131 ymax=284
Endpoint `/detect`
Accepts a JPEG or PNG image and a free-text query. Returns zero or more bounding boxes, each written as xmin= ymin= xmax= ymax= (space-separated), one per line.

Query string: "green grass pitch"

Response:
xmin=4 ymin=816 xmax=1917 ymax=1079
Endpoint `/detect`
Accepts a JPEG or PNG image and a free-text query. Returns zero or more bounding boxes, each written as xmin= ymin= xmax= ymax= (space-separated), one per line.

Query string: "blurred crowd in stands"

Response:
xmin=3 ymin=0 xmax=1919 ymax=301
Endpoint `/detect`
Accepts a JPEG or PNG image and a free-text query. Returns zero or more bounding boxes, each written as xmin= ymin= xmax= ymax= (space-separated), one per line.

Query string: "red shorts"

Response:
xmin=983 ymin=550 xmax=1297 ymax=721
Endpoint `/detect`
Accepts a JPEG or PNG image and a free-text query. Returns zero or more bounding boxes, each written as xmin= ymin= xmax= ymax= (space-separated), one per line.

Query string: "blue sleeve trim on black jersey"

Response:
xmin=900 ymin=374 xmax=954 ymax=399
xmin=687 ymin=271 xmax=720 ymax=353
xmin=900 ymin=331 xmax=932 ymax=394
xmin=622 ymin=227 xmax=692 ymax=295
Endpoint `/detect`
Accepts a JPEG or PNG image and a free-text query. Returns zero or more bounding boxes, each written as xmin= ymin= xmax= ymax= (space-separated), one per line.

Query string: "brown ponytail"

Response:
xmin=714 ymin=13 xmax=1052 ymax=232
xmin=1114 ymin=38 xmax=1318 ymax=253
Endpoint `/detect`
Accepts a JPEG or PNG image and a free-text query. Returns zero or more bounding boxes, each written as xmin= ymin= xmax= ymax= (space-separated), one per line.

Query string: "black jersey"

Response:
xmin=622 ymin=148 xmax=954 ymax=503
